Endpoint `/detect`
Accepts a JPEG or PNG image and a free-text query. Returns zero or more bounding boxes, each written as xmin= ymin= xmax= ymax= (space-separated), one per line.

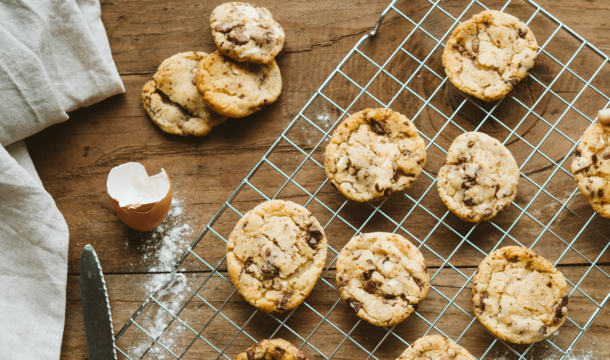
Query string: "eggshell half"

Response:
xmin=107 ymin=163 xmax=173 ymax=232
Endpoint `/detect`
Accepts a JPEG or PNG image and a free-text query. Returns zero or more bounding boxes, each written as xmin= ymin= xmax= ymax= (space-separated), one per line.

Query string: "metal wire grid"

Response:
xmin=114 ymin=0 xmax=610 ymax=359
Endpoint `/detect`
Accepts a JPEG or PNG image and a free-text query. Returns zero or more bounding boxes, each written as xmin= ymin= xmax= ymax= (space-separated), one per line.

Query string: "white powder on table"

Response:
xmin=126 ymin=196 xmax=194 ymax=359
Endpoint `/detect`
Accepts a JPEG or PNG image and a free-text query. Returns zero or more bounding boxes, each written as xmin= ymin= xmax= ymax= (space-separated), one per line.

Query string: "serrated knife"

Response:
xmin=80 ymin=244 xmax=117 ymax=360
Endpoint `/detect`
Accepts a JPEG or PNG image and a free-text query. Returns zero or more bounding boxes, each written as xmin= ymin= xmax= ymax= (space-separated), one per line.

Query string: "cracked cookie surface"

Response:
xmin=472 ymin=246 xmax=568 ymax=344
xmin=196 ymin=50 xmax=282 ymax=118
xmin=235 ymin=339 xmax=306 ymax=360
xmin=210 ymin=2 xmax=285 ymax=64
xmin=396 ymin=335 xmax=475 ymax=360
xmin=324 ymin=108 xmax=426 ymax=202
xmin=336 ymin=232 xmax=430 ymax=327
xmin=442 ymin=10 xmax=538 ymax=102
xmin=227 ymin=200 xmax=327 ymax=313
xmin=571 ymin=124 xmax=610 ymax=218
xmin=141 ymin=52 xmax=227 ymax=136
xmin=437 ymin=132 xmax=519 ymax=222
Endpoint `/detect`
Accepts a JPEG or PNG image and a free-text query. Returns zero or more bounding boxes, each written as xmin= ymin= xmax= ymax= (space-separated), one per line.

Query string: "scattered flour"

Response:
xmin=316 ymin=110 xmax=331 ymax=129
xmin=126 ymin=197 xmax=194 ymax=359
xmin=298 ymin=110 xmax=332 ymax=146
xmin=493 ymin=333 xmax=599 ymax=360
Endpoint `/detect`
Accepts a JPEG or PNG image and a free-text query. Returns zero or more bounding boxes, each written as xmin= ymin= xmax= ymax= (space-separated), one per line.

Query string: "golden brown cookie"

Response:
xmin=437 ymin=132 xmax=519 ymax=222
xmin=336 ymin=232 xmax=429 ymax=327
xmin=196 ymin=50 xmax=282 ymax=118
xmin=472 ymin=246 xmax=568 ymax=344
xmin=235 ymin=339 xmax=306 ymax=360
xmin=324 ymin=108 xmax=426 ymax=202
xmin=141 ymin=52 xmax=227 ymax=136
xmin=210 ymin=2 xmax=285 ymax=64
xmin=226 ymin=200 xmax=327 ymax=313
xmin=571 ymin=123 xmax=610 ymax=218
xmin=396 ymin=335 xmax=475 ymax=360
xmin=442 ymin=10 xmax=538 ymax=102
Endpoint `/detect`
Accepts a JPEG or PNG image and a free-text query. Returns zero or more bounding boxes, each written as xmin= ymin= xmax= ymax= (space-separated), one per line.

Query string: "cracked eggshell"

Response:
xmin=107 ymin=162 xmax=173 ymax=232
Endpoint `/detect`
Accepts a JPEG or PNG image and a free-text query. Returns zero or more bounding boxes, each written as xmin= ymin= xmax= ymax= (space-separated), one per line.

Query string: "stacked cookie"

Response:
xmin=142 ymin=2 xmax=284 ymax=136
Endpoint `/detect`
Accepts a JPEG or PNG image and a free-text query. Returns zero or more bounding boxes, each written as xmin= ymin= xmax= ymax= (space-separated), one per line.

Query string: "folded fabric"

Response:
xmin=0 ymin=0 xmax=124 ymax=146
xmin=0 ymin=0 xmax=124 ymax=359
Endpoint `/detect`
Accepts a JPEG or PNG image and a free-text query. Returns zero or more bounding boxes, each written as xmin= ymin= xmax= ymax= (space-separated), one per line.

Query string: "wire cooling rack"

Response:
xmin=114 ymin=0 xmax=610 ymax=359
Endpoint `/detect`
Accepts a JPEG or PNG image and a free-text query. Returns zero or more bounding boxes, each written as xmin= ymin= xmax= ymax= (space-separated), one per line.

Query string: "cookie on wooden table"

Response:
xmin=226 ymin=200 xmax=327 ymax=313
xmin=210 ymin=2 xmax=285 ymax=64
xmin=196 ymin=50 xmax=282 ymax=118
xmin=396 ymin=335 xmax=475 ymax=360
xmin=324 ymin=108 xmax=426 ymax=202
xmin=141 ymin=52 xmax=227 ymax=136
xmin=571 ymin=123 xmax=610 ymax=217
xmin=235 ymin=339 xmax=306 ymax=360
xmin=437 ymin=132 xmax=519 ymax=222
xmin=472 ymin=246 xmax=568 ymax=344
xmin=336 ymin=232 xmax=430 ymax=327
xmin=442 ymin=10 xmax=538 ymax=102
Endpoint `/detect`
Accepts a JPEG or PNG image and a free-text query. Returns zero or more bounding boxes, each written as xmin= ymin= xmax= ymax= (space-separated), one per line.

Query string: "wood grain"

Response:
xmin=20 ymin=0 xmax=610 ymax=358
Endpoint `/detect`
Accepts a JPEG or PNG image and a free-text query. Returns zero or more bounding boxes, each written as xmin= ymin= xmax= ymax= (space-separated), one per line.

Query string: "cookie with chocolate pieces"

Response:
xmin=437 ymin=132 xmax=519 ymax=222
xmin=324 ymin=108 xmax=426 ymax=202
xmin=442 ymin=10 xmax=538 ymax=102
xmin=210 ymin=2 xmax=285 ymax=64
xmin=571 ymin=123 xmax=610 ymax=218
xmin=336 ymin=232 xmax=429 ymax=327
xmin=472 ymin=246 xmax=568 ymax=344
xmin=235 ymin=339 xmax=307 ymax=360
xmin=227 ymin=200 xmax=327 ymax=312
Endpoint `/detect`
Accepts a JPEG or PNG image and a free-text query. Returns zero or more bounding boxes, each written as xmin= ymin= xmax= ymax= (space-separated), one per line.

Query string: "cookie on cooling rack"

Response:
xmin=442 ymin=10 xmax=538 ymax=102
xmin=324 ymin=108 xmax=426 ymax=202
xmin=336 ymin=232 xmax=430 ymax=327
xmin=141 ymin=52 xmax=227 ymax=136
xmin=396 ymin=335 xmax=475 ymax=360
xmin=437 ymin=132 xmax=519 ymax=222
xmin=196 ymin=50 xmax=282 ymax=118
xmin=210 ymin=2 xmax=285 ymax=64
xmin=235 ymin=339 xmax=306 ymax=360
xmin=226 ymin=200 xmax=327 ymax=313
xmin=571 ymin=123 xmax=610 ymax=218
xmin=472 ymin=246 xmax=568 ymax=344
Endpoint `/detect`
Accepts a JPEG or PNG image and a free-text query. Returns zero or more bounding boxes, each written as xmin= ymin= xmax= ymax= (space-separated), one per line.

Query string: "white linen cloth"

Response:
xmin=0 ymin=0 xmax=124 ymax=358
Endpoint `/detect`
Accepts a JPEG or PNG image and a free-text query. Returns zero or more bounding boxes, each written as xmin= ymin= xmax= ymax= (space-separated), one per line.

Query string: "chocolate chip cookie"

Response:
xmin=235 ymin=339 xmax=306 ymax=360
xmin=227 ymin=200 xmax=327 ymax=313
xmin=442 ymin=10 xmax=538 ymax=102
xmin=437 ymin=132 xmax=519 ymax=222
xmin=571 ymin=124 xmax=610 ymax=218
xmin=472 ymin=246 xmax=568 ymax=344
xmin=141 ymin=52 xmax=227 ymax=136
xmin=196 ymin=50 xmax=282 ymax=118
xmin=324 ymin=108 xmax=426 ymax=202
xmin=336 ymin=232 xmax=430 ymax=327
xmin=396 ymin=335 xmax=475 ymax=360
xmin=210 ymin=2 xmax=285 ymax=64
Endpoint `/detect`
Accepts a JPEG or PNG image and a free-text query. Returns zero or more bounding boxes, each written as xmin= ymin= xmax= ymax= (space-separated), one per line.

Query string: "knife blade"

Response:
xmin=80 ymin=244 xmax=117 ymax=360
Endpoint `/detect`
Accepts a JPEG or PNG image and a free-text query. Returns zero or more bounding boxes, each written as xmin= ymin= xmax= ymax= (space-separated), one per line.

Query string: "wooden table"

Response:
xmin=26 ymin=0 xmax=610 ymax=358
